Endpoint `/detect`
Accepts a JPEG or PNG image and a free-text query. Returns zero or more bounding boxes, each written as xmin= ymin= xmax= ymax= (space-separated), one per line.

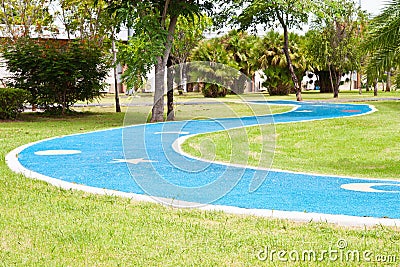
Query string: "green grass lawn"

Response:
xmin=182 ymin=101 xmax=400 ymax=179
xmin=97 ymin=87 xmax=400 ymax=103
xmin=1 ymin=95 xmax=399 ymax=266
xmin=267 ymin=87 xmax=400 ymax=101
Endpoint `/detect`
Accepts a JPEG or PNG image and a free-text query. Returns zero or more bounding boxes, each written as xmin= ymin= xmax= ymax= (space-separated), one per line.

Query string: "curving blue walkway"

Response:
xmin=8 ymin=100 xmax=400 ymax=222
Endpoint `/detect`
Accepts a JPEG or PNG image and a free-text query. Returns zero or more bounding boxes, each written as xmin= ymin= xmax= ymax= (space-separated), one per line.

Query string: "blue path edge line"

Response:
xmin=5 ymin=100 xmax=400 ymax=226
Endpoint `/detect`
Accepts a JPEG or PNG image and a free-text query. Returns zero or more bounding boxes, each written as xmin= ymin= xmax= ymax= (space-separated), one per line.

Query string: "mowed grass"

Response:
xmin=96 ymin=87 xmax=400 ymax=104
xmin=183 ymin=101 xmax=400 ymax=179
xmin=266 ymin=87 xmax=400 ymax=101
xmin=0 ymin=96 xmax=399 ymax=266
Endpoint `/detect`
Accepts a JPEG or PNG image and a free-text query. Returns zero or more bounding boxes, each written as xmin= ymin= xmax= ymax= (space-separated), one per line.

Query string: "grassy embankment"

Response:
xmin=1 ymin=91 xmax=399 ymax=266
xmin=182 ymin=101 xmax=400 ymax=179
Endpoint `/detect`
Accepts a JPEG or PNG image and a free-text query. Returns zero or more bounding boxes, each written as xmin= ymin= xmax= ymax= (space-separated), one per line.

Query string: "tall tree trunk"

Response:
xmin=166 ymin=57 xmax=174 ymax=121
xmin=151 ymin=58 xmax=165 ymax=122
xmin=277 ymin=13 xmax=302 ymax=101
xmin=373 ymin=78 xmax=378 ymax=96
xmin=112 ymin=36 xmax=121 ymax=113
xmin=333 ymin=71 xmax=341 ymax=98
xmin=150 ymin=14 xmax=178 ymax=122
xmin=328 ymin=64 xmax=341 ymax=98
xmin=349 ymin=71 xmax=353 ymax=91
xmin=386 ymin=71 xmax=391 ymax=92
xmin=251 ymin=74 xmax=255 ymax=92
xmin=356 ymin=72 xmax=362 ymax=90
xmin=328 ymin=64 xmax=337 ymax=98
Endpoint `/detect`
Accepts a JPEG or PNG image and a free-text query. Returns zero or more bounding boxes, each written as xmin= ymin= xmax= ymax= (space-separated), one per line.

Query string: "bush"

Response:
xmin=202 ymin=83 xmax=227 ymax=98
xmin=2 ymin=38 xmax=110 ymax=114
xmin=263 ymin=67 xmax=295 ymax=96
xmin=266 ymin=84 xmax=292 ymax=96
xmin=0 ymin=88 xmax=31 ymax=119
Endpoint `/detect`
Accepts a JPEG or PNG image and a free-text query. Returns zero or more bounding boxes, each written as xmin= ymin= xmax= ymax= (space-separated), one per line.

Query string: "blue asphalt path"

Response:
xmin=15 ymin=100 xmax=400 ymax=219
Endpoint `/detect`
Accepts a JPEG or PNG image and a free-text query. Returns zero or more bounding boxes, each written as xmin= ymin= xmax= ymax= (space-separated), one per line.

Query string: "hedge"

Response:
xmin=202 ymin=83 xmax=227 ymax=98
xmin=0 ymin=88 xmax=31 ymax=119
xmin=3 ymin=38 xmax=109 ymax=115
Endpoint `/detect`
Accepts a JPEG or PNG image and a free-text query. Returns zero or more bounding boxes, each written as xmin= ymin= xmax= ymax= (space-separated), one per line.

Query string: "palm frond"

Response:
xmin=365 ymin=0 xmax=400 ymax=49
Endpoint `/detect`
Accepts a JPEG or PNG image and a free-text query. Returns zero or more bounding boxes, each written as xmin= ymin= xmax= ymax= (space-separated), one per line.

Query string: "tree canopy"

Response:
xmin=233 ymin=0 xmax=314 ymax=101
xmin=363 ymin=0 xmax=400 ymax=89
xmin=305 ymin=0 xmax=365 ymax=97
xmin=0 ymin=0 xmax=55 ymax=39
xmin=108 ymin=0 xmax=213 ymax=121
xmin=2 ymin=0 xmax=397 ymax=119
xmin=1 ymin=0 xmax=114 ymax=114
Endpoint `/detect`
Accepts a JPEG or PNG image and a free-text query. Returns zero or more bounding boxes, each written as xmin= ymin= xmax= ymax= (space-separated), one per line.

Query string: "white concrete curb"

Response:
xmin=5 ymin=101 xmax=400 ymax=227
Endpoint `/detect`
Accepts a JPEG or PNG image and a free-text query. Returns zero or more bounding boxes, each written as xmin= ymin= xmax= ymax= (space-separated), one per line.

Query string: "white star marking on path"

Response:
xmin=110 ymin=158 xmax=157 ymax=164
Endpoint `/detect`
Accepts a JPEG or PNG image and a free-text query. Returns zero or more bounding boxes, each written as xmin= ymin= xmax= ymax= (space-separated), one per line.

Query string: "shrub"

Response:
xmin=202 ymin=83 xmax=227 ymax=98
xmin=0 ymin=88 xmax=31 ymax=119
xmin=266 ymin=84 xmax=293 ymax=96
xmin=3 ymin=38 xmax=110 ymax=114
xmin=263 ymin=67 xmax=294 ymax=96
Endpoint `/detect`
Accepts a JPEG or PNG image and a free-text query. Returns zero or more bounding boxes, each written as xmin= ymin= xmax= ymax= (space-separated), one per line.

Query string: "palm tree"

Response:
xmin=364 ymin=0 xmax=400 ymax=89
xmin=259 ymin=31 xmax=308 ymax=96
xmin=190 ymin=37 xmax=238 ymax=97
xmin=191 ymin=31 xmax=264 ymax=95
xmin=224 ymin=30 xmax=262 ymax=92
